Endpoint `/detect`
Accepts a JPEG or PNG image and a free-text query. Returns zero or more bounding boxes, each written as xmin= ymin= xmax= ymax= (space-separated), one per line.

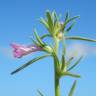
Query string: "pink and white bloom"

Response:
xmin=10 ymin=43 xmax=42 ymax=58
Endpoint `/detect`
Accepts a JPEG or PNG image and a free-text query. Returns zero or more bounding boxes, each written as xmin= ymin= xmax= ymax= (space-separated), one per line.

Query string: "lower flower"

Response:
xmin=10 ymin=43 xmax=42 ymax=58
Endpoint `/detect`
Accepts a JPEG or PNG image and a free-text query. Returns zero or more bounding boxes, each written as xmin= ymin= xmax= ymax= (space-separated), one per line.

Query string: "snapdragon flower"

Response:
xmin=11 ymin=43 xmax=42 ymax=58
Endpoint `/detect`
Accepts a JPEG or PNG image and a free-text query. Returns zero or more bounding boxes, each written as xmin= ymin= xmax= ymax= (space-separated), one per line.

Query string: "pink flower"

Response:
xmin=10 ymin=43 xmax=42 ymax=58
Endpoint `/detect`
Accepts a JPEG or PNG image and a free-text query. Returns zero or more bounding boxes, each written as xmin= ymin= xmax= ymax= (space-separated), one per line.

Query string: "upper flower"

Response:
xmin=11 ymin=43 xmax=42 ymax=58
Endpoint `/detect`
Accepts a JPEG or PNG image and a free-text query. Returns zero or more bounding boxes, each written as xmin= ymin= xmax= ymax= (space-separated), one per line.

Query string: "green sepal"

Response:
xmin=37 ymin=90 xmax=44 ymax=96
xmin=67 ymin=56 xmax=83 ymax=71
xmin=68 ymin=80 xmax=77 ymax=96
xmin=66 ymin=36 xmax=96 ymax=42
xmin=11 ymin=54 xmax=51 ymax=75
xmin=61 ymin=72 xmax=81 ymax=78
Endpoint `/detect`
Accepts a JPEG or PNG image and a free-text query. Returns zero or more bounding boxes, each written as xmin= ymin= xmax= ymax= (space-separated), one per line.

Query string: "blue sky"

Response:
xmin=0 ymin=0 xmax=96 ymax=96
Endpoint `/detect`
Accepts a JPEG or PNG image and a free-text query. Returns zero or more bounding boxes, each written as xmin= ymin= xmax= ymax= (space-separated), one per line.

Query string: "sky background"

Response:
xmin=0 ymin=0 xmax=96 ymax=96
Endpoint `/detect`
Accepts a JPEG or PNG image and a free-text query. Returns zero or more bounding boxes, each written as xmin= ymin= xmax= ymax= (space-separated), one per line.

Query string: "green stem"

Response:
xmin=55 ymin=76 xmax=60 ymax=96
xmin=53 ymin=37 xmax=60 ymax=96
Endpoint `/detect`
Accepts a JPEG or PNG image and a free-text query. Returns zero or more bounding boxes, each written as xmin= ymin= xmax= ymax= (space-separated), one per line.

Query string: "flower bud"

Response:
xmin=57 ymin=32 xmax=63 ymax=40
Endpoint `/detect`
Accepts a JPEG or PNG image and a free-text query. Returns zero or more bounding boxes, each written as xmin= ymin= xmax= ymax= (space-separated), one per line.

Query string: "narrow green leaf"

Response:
xmin=53 ymin=11 xmax=61 ymax=27
xmin=62 ymin=33 xmax=66 ymax=55
xmin=11 ymin=54 xmax=51 ymax=75
xmin=53 ymin=12 xmax=60 ymax=35
xmin=66 ymin=36 xmax=96 ymax=42
xmin=61 ymin=33 xmax=66 ymax=71
xmin=46 ymin=10 xmax=54 ymax=34
xmin=53 ymin=11 xmax=59 ymax=21
xmin=61 ymin=72 xmax=81 ymax=78
xmin=40 ymin=17 xmax=49 ymax=30
xmin=61 ymin=54 xmax=66 ymax=71
xmin=37 ymin=90 xmax=44 ymax=96
xmin=64 ymin=11 xmax=69 ymax=22
xmin=66 ymin=16 xmax=80 ymax=24
xmin=68 ymin=80 xmax=77 ymax=96
xmin=67 ymin=56 xmax=83 ymax=71
xmin=66 ymin=57 xmax=74 ymax=66
xmin=29 ymin=36 xmax=39 ymax=45
xmin=51 ymin=11 xmax=56 ymax=23
xmin=34 ymin=29 xmax=45 ymax=46
xmin=40 ymin=34 xmax=51 ymax=39
xmin=52 ymin=11 xmax=55 ymax=18
xmin=62 ymin=15 xmax=79 ymax=30
xmin=65 ymin=22 xmax=75 ymax=33
xmin=54 ymin=21 xmax=61 ymax=35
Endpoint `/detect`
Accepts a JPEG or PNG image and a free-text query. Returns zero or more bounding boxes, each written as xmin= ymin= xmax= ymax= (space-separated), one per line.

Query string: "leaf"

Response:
xmin=11 ymin=54 xmax=51 ymax=75
xmin=67 ymin=56 xmax=83 ymax=71
xmin=61 ymin=11 xmax=69 ymax=31
xmin=66 ymin=16 xmax=80 ymax=24
xmin=64 ymin=11 xmax=69 ymax=22
xmin=53 ymin=12 xmax=61 ymax=35
xmin=53 ymin=11 xmax=60 ymax=21
xmin=40 ymin=17 xmax=49 ymax=30
xmin=34 ymin=29 xmax=45 ymax=46
xmin=51 ymin=11 xmax=56 ymax=23
xmin=29 ymin=36 xmax=39 ymax=45
xmin=61 ymin=33 xmax=66 ymax=71
xmin=54 ymin=21 xmax=61 ymax=35
xmin=46 ymin=10 xmax=54 ymax=34
xmin=62 ymin=33 xmax=66 ymax=54
xmin=68 ymin=80 xmax=77 ymax=96
xmin=65 ymin=22 xmax=75 ymax=33
xmin=61 ymin=72 xmax=81 ymax=78
xmin=66 ymin=57 xmax=74 ymax=66
xmin=61 ymin=54 xmax=66 ymax=71
xmin=66 ymin=36 xmax=96 ymax=42
xmin=40 ymin=34 xmax=51 ymax=39
xmin=62 ymin=15 xmax=79 ymax=30
xmin=37 ymin=90 xmax=44 ymax=96
xmin=53 ymin=11 xmax=60 ymax=26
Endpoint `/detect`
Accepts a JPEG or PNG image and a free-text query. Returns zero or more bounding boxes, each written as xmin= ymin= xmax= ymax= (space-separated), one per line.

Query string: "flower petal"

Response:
xmin=11 ymin=43 xmax=43 ymax=58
